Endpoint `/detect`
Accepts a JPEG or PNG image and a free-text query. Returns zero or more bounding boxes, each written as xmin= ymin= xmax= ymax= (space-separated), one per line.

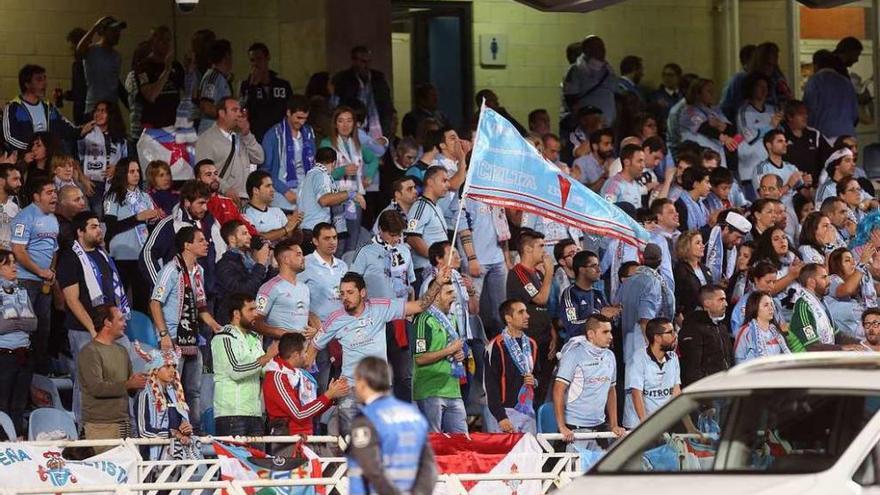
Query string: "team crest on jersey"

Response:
xmin=352 ymin=426 xmax=371 ymax=448
xmin=802 ymin=325 xmax=816 ymax=340
xmin=415 ymin=339 xmax=426 ymax=353
xmin=604 ymin=194 xmax=615 ymax=203
xmin=524 ymin=283 xmax=538 ymax=297
xmin=256 ymin=295 xmax=268 ymax=312
xmin=408 ymin=219 xmax=418 ymax=230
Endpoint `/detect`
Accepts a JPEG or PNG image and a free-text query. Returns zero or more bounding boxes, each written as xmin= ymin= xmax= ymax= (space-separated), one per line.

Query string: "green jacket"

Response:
xmin=211 ymin=324 xmax=265 ymax=418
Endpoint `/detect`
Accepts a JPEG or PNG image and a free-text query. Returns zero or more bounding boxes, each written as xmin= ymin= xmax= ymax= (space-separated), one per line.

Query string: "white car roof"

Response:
xmin=684 ymin=352 xmax=880 ymax=394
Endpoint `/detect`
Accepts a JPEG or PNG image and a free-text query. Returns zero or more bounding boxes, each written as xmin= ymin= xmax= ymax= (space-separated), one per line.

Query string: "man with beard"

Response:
xmin=304 ymin=268 xmax=450 ymax=434
xmin=0 ymin=163 xmax=22 ymax=249
xmin=860 ymin=308 xmax=880 ymax=350
xmin=679 ymin=285 xmax=733 ymax=387
xmin=243 ymin=170 xmax=302 ymax=241
xmin=215 ymin=220 xmax=271 ymax=326
xmin=140 ymin=180 xmax=219 ymax=296
xmin=58 ymin=210 xmax=132 ymax=423
xmin=789 ymin=263 xmax=862 ymax=352
xmin=195 ymin=159 xmax=257 ymax=235
xmin=623 ymin=318 xmax=681 ymax=429
xmin=254 ymin=239 xmax=316 ymax=338
xmin=211 ymin=292 xmax=279 ymax=436
xmin=571 ymin=128 xmax=614 ymax=191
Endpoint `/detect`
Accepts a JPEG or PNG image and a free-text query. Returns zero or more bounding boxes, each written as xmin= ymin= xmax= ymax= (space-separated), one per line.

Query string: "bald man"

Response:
xmin=57 ymin=185 xmax=87 ymax=251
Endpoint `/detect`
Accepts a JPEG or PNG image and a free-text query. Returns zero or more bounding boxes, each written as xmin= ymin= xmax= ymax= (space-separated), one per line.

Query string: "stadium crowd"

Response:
xmin=1 ymin=17 xmax=880 ymax=470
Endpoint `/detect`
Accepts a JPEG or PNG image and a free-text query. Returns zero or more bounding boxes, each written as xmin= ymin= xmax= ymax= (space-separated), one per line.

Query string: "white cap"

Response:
xmin=725 ymin=211 xmax=752 ymax=235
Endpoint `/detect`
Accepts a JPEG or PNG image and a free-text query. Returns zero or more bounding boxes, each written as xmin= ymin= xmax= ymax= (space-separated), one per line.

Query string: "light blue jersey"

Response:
xmin=555 ymin=337 xmax=616 ymax=428
xmin=623 ymin=349 xmax=680 ymax=428
xmin=297 ymin=167 xmax=334 ymax=230
xmin=150 ymin=259 xmax=207 ymax=339
xmin=244 ymin=204 xmax=288 ymax=234
xmin=315 ymin=298 xmax=406 ymax=380
xmin=600 ymin=173 xmax=642 ymax=210
xmin=464 ymin=198 xmax=504 ymax=266
xmin=300 ymin=252 xmax=347 ymax=320
xmin=350 ymin=241 xmax=415 ymax=299
xmin=11 ymin=203 xmax=58 ymax=281
xmin=405 ymin=197 xmax=449 ymax=270
xmin=256 ymin=275 xmax=310 ymax=333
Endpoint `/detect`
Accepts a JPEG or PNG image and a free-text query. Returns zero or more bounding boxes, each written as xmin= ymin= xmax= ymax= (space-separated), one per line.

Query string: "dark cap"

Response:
xmin=101 ymin=17 xmax=127 ymax=31
xmin=643 ymin=243 xmax=662 ymax=265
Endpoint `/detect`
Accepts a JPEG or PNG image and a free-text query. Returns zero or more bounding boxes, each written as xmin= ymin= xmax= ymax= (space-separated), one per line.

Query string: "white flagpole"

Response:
xmin=445 ymin=100 xmax=486 ymax=268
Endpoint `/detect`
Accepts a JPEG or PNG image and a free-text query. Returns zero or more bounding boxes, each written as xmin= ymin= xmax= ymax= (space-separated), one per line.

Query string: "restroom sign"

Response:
xmin=480 ymin=34 xmax=507 ymax=66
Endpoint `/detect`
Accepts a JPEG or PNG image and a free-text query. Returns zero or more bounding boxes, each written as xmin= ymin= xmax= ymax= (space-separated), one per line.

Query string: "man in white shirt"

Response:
xmin=0 ymin=163 xmax=22 ymax=249
xmin=243 ymin=170 xmax=301 ymax=242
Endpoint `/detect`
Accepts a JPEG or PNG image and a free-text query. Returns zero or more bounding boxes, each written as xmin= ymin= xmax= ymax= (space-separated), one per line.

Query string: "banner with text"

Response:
xmin=464 ymin=106 xmax=650 ymax=250
xmin=0 ymin=444 xmax=137 ymax=493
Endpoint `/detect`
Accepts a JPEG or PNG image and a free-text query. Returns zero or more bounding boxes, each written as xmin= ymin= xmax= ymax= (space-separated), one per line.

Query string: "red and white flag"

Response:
xmin=429 ymin=433 xmax=544 ymax=495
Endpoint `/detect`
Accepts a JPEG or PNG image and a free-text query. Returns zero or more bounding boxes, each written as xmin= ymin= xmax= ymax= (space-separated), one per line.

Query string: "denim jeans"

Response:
xmin=215 ymin=415 xmax=264 ymax=437
xmin=21 ymin=280 xmax=52 ymax=374
xmin=178 ymin=351 xmax=202 ymax=432
xmin=472 ymin=262 xmax=508 ymax=339
xmin=336 ymin=392 xmax=358 ymax=436
xmin=417 ymin=397 xmax=468 ymax=433
xmin=69 ymin=330 xmax=132 ymax=426
xmin=0 ymin=349 xmax=33 ymax=438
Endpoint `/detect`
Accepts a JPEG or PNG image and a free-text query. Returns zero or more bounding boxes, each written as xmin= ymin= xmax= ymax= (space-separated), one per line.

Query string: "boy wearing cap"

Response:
xmin=704 ymin=210 xmax=751 ymax=286
xmin=76 ymin=16 xmax=126 ymax=113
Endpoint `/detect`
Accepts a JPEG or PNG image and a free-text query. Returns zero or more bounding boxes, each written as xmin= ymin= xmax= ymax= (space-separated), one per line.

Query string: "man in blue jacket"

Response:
xmin=260 ymin=94 xmax=316 ymax=213
xmin=347 ymin=356 xmax=437 ymax=495
xmin=4 ymin=64 xmax=85 ymax=152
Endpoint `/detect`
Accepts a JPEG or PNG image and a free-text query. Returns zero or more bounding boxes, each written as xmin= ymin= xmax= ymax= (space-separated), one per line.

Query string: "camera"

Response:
xmin=251 ymin=236 xmax=267 ymax=252
xmin=175 ymin=0 xmax=199 ymax=13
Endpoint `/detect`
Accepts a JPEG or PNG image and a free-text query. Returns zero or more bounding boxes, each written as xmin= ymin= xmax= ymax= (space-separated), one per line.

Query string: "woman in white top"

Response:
xmin=320 ymin=105 xmax=368 ymax=253
xmin=826 ymin=246 xmax=879 ymax=339
xmin=77 ymin=100 xmax=128 ymax=214
xmin=797 ymin=212 xmax=837 ymax=265
xmin=679 ymin=78 xmax=740 ymax=169
xmin=736 ymin=72 xmax=782 ymax=186
xmin=734 ymin=291 xmax=791 ymax=363
xmin=104 ymin=159 xmax=164 ymax=312
xmin=754 ymin=225 xmax=804 ymax=322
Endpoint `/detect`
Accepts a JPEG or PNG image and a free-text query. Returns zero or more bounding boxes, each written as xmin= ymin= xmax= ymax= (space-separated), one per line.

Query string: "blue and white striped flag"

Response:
xmin=464 ymin=106 xmax=651 ymax=250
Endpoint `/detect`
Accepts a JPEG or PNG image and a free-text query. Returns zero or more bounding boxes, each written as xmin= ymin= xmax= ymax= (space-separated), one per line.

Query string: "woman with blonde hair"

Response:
xmin=673 ymin=230 xmax=712 ymax=316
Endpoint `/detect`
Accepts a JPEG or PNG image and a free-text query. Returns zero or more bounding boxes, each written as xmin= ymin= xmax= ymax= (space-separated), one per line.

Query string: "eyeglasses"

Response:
xmin=865 ymin=321 xmax=880 ymax=329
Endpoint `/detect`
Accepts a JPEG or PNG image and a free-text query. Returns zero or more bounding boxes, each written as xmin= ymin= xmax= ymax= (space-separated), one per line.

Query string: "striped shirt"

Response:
xmin=210 ymin=324 xmax=265 ymax=418
xmin=405 ymin=196 xmax=449 ymax=270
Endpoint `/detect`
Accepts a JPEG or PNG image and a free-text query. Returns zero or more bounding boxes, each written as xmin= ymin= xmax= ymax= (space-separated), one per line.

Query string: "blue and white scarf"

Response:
xmin=635 ymin=265 xmax=675 ymax=320
xmin=427 ymin=305 xmax=467 ymax=381
xmin=72 ymin=241 xmax=130 ymax=318
xmin=706 ymin=225 xmax=736 ymax=283
xmin=679 ymin=192 xmax=709 ymax=230
xmin=373 ymin=235 xmax=408 ymax=298
xmin=126 ymin=189 xmax=154 ymax=246
xmin=281 ymin=120 xmax=315 ymax=189
xmin=502 ymin=328 xmax=535 ymax=417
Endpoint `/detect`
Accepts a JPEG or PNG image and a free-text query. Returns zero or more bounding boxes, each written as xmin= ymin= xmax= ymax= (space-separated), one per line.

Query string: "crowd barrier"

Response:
xmin=0 ymin=432 xmax=609 ymax=495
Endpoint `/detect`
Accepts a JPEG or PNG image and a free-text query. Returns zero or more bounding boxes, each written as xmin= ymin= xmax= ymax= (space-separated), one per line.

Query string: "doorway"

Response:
xmin=391 ymin=1 xmax=474 ymax=133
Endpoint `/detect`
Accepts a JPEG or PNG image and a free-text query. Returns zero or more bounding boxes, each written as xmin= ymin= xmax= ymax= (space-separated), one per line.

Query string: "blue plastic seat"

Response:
xmin=0 ymin=411 xmax=16 ymax=440
xmin=537 ymin=402 xmax=559 ymax=434
xmin=28 ymin=408 xmax=78 ymax=441
xmin=126 ymin=310 xmax=158 ymax=348
xmin=31 ymin=374 xmax=74 ymax=420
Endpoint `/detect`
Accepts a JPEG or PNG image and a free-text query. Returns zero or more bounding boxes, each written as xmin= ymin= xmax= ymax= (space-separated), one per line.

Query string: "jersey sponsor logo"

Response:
xmin=524 ymin=283 xmax=538 ymax=297
xmin=802 ymin=324 xmax=816 ymax=340
xmin=351 ymin=426 xmax=371 ymax=448
xmin=643 ymin=387 xmax=675 ymax=399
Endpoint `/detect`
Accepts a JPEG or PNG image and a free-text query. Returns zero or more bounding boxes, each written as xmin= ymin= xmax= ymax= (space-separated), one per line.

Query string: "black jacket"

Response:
xmin=214 ymin=250 xmax=270 ymax=325
xmin=332 ymin=68 xmax=394 ymax=137
xmin=673 ymin=260 xmax=712 ymax=317
xmin=679 ymin=309 xmax=733 ymax=387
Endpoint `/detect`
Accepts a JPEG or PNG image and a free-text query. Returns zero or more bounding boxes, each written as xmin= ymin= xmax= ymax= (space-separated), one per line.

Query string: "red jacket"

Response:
xmin=262 ymin=357 xmax=332 ymax=435
xmin=208 ymin=194 xmax=257 ymax=236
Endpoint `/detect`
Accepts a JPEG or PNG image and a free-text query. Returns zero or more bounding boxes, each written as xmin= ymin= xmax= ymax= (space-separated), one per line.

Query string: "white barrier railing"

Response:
xmin=1 ymin=432 xmax=612 ymax=495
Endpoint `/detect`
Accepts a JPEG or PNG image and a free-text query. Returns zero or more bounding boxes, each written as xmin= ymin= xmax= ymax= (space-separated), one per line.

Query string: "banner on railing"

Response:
xmin=430 ymin=433 xmax=543 ymax=495
xmin=0 ymin=444 xmax=137 ymax=492
xmin=214 ymin=441 xmax=324 ymax=495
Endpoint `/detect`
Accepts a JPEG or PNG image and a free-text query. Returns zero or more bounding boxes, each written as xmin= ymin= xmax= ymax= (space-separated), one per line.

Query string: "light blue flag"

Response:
xmin=464 ymin=106 xmax=651 ymax=250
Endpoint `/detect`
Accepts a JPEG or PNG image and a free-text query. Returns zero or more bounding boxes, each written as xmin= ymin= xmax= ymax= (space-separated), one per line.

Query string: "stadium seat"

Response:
xmin=863 ymin=143 xmax=880 ymax=179
xmin=537 ymin=402 xmax=559 ymax=434
xmin=29 ymin=408 xmax=78 ymax=441
xmin=126 ymin=310 xmax=159 ymax=348
xmin=0 ymin=411 xmax=16 ymax=440
xmin=31 ymin=374 xmax=75 ymax=421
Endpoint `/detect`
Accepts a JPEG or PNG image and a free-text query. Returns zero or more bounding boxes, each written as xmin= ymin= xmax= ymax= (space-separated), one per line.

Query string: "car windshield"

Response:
xmin=594 ymin=389 xmax=880 ymax=474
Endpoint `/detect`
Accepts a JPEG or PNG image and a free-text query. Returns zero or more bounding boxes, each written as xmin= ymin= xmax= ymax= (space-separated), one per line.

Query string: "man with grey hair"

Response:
xmin=347 ymin=357 xmax=437 ymax=495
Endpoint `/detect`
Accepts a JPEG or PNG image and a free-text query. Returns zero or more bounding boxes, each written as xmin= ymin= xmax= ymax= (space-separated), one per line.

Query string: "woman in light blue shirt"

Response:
xmin=104 ymin=160 xmax=163 ymax=312
xmin=0 ymin=249 xmax=37 ymax=438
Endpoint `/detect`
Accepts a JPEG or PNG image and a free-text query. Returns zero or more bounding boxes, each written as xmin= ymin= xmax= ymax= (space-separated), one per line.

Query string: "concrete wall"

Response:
xmin=467 ymin=0 xmax=722 ymax=127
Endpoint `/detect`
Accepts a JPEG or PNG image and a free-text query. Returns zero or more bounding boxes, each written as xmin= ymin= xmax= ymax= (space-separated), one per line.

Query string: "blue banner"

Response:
xmin=464 ymin=106 xmax=651 ymax=250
